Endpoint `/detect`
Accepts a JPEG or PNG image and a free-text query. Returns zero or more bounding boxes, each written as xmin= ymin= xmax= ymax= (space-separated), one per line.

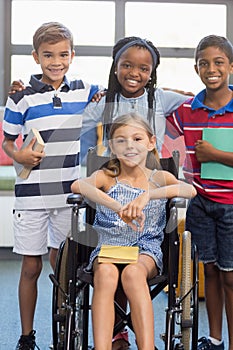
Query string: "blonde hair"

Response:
xmin=104 ymin=113 xmax=161 ymax=177
xmin=33 ymin=22 xmax=74 ymax=53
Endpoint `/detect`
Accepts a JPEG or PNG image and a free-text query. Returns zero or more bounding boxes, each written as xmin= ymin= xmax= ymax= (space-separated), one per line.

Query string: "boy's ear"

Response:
xmin=70 ymin=50 xmax=75 ymax=63
xmin=32 ymin=50 xmax=39 ymax=64
xmin=230 ymin=61 xmax=233 ymax=74
xmin=194 ymin=64 xmax=199 ymax=75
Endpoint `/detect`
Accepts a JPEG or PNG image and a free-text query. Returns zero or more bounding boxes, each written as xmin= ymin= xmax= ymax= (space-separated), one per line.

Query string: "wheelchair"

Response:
xmin=49 ymin=148 xmax=199 ymax=350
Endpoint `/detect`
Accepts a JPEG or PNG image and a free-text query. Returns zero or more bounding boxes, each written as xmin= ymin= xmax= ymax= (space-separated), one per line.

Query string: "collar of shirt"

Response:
xmin=29 ymin=74 xmax=70 ymax=93
xmin=191 ymin=85 xmax=233 ymax=116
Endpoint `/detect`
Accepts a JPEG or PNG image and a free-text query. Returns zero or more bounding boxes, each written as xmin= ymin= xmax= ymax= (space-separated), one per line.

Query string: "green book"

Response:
xmin=201 ymin=128 xmax=233 ymax=180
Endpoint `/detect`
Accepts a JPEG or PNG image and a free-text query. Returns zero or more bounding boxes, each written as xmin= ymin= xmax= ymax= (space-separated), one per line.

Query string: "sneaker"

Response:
xmin=15 ymin=330 xmax=40 ymax=350
xmin=198 ymin=337 xmax=224 ymax=350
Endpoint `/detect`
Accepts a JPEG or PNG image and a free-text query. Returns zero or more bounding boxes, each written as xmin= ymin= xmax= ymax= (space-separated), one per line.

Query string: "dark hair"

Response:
xmin=102 ymin=36 xmax=160 ymax=137
xmin=103 ymin=113 xmax=161 ymax=177
xmin=33 ymin=22 xmax=74 ymax=52
xmin=194 ymin=34 xmax=233 ymax=63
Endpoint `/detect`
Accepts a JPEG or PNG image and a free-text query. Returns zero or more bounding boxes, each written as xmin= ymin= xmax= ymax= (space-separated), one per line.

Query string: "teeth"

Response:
xmin=125 ymin=153 xmax=137 ymax=157
xmin=208 ymin=76 xmax=219 ymax=81
xmin=127 ymin=79 xmax=137 ymax=84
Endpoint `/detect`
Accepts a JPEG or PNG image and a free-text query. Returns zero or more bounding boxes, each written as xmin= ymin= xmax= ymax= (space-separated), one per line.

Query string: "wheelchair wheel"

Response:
xmin=180 ymin=231 xmax=192 ymax=350
xmin=52 ymin=238 xmax=69 ymax=349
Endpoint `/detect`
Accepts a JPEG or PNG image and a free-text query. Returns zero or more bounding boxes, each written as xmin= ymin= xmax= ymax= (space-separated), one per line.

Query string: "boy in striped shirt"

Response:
xmin=2 ymin=22 xmax=99 ymax=350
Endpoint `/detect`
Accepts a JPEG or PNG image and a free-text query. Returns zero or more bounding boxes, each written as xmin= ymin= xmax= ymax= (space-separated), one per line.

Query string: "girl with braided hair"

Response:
xmin=82 ymin=36 xmax=191 ymax=161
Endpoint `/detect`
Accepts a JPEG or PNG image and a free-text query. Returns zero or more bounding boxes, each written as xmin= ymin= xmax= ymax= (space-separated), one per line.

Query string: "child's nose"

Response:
xmin=129 ymin=66 xmax=139 ymax=76
xmin=51 ymin=57 xmax=61 ymax=65
xmin=126 ymin=139 xmax=133 ymax=148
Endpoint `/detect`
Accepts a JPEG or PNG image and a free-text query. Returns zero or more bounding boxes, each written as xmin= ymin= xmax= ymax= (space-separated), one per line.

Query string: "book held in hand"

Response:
xmin=14 ymin=128 xmax=45 ymax=179
xmin=201 ymin=128 xmax=233 ymax=180
xmin=98 ymin=244 xmax=139 ymax=264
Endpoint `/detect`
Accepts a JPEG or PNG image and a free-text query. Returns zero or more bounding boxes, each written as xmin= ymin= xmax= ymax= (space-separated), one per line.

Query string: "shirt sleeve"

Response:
xmin=158 ymin=88 xmax=189 ymax=116
xmin=3 ymin=95 xmax=24 ymax=140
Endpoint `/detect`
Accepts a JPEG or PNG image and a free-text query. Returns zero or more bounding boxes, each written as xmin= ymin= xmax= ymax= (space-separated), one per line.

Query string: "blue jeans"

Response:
xmin=186 ymin=194 xmax=233 ymax=271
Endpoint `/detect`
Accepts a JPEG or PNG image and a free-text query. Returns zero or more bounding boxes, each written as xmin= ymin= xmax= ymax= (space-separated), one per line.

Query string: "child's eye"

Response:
xmin=44 ymin=54 xmax=51 ymax=58
xmin=115 ymin=138 xmax=125 ymax=144
xmin=215 ymin=60 xmax=224 ymax=65
xmin=61 ymin=53 xmax=69 ymax=58
xmin=122 ymin=63 xmax=131 ymax=69
xmin=134 ymin=137 xmax=142 ymax=141
xmin=141 ymin=67 xmax=149 ymax=72
xmin=199 ymin=62 xmax=207 ymax=67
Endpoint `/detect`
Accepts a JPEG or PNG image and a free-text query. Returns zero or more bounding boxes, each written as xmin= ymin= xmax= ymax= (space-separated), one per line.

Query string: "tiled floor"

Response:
xmin=0 ymin=250 xmax=228 ymax=350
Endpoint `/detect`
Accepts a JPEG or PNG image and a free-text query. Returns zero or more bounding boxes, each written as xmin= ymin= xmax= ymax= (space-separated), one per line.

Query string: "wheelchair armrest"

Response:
xmin=169 ymin=197 xmax=186 ymax=209
xmin=67 ymin=193 xmax=85 ymax=205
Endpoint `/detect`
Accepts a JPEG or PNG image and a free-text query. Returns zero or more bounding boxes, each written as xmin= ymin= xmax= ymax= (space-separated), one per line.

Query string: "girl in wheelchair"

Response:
xmin=71 ymin=113 xmax=196 ymax=350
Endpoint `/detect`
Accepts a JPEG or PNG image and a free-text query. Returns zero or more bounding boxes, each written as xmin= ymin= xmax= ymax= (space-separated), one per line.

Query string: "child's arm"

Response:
xmin=195 ymin=140 xmax=233 ymax=166
xmin=2 ymin=136 xmax=44 ymax=168
xmin=71 ymin=171 xmax=145 ymax=231
xmin=120 ymin=171 xmax=196 ymax=220
xmin=71 ymin=171 xmax=122 ymax=213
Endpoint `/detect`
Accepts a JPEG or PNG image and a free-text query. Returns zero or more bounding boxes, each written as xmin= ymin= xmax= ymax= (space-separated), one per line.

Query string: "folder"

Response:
xmin=201 ymin=128 xmax=233 ymax=180
xmin=98 ymin=245 xmax=139 ymax=264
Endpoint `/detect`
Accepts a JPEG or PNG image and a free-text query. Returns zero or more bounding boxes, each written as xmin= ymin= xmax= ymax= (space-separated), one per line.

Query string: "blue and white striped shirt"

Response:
xmin=3 ymin=74 xmax=99 ymax=209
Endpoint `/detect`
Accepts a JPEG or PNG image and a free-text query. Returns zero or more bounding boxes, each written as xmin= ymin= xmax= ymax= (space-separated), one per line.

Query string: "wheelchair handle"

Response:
xmin=67 ymin=193 xmax=84 ymax=205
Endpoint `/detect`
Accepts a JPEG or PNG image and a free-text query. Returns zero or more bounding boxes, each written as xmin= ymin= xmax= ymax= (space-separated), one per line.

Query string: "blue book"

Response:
xmin=201 ymin=128 xmax=233 ymax=180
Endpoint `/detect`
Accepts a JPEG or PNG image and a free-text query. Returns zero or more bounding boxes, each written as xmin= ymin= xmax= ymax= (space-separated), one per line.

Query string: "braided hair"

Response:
xmin=102 ymin=36 xmax=160 ymax=137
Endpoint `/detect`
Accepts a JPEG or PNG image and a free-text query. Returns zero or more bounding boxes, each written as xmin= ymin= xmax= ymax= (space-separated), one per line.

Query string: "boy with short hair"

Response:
xmin=166 ymin=35 xmax=233 ymax=350
xmin=2 ymin=22 xmax=99 ymax=349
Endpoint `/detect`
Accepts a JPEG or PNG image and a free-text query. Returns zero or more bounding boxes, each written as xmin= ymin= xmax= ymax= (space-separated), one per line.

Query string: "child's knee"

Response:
xmin=94 ymin=263 xmax=119 ymax=289
xmin=21 ymin=256 xmax=43 ymax=279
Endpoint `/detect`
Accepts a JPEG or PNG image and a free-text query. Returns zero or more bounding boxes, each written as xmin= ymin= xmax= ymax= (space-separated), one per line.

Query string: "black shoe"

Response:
xmin=198 ymin=337 xmax=224 ymax=350
xmin=15 ymin=330 xmax=40 ymax=350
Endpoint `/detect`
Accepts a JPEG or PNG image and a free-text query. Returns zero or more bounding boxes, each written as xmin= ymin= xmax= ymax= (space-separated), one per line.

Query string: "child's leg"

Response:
xmin=121 ymin=254 xmax=158 ymax=350
xmin=204 ymin=263 xmax=224 ymax=341
xmin=92 ymin=261 xmax=119 ymax=350
xmin=19 ymin=255 xmax=43 ymax=335
xmin=222 ymin=270 xmax=233 ymax=350
xmin=49 ymin=247 xmax=58 ymax=271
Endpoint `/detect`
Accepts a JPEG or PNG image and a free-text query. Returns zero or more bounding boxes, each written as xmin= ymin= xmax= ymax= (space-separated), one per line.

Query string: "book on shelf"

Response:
xmin=98 ymin=244 xmax=139 ymax=264
xmin=201 ymin=128 xmax=233 ymax=180
xmin=14 ymin=128 xmax=45 ymax=179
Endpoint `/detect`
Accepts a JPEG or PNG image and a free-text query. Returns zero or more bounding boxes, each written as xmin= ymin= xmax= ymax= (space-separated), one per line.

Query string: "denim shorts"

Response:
xmin=186 ymin=194 xmax=233 ymax=271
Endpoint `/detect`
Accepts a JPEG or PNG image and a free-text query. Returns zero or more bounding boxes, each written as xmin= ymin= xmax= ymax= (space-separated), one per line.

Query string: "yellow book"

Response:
xmin=98 ymin=245 xmax=139 ymax=264
xmin=14 ymin=128 xmax=45 ymax=179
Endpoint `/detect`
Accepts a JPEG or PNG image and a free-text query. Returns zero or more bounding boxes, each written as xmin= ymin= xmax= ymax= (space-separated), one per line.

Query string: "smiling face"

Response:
xmin=195 ymin=46 xmax=233 ymax=91
xmin=115 ymin=46 xmax=153 ymax=98
xmin=32 ymin=39 xmax=75 ymax=89
xmin=109 ymin=123 xmax=156 ymax=169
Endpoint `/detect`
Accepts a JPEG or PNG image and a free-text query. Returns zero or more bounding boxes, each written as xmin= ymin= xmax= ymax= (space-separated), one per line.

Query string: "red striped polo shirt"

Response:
xmin=166 ymin=87 xmax=233 ymax=204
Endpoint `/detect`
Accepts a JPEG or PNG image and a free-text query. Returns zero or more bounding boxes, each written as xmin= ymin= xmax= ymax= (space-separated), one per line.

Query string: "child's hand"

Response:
xmin=118 ymin=210 xmax=145 ymax=232
xmin=195 ymin=140 xmax=216 ymax=162
xmin=91 ymin=90 xmax=106 ymax=102
xmin=14 ymin=138 xmax=45 ymax=167
xmin=8 ymin=79 xmax=25 ymax=95
xmin=118 ymin=192 xmax=150 ymax=231
xmin=121 ymin=192 xmax=150 ymax=219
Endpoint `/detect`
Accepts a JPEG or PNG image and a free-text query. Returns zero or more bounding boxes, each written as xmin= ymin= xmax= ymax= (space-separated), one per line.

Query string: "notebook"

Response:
xmin=201 ymin=128 xmax=233 ymax=180
xmin=98 ymin=245 xmax=139 ymax=264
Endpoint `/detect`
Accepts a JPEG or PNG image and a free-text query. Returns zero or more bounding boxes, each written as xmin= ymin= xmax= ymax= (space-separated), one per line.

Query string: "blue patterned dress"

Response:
xmin=88 ymin=173 xmax=167 ymax=272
